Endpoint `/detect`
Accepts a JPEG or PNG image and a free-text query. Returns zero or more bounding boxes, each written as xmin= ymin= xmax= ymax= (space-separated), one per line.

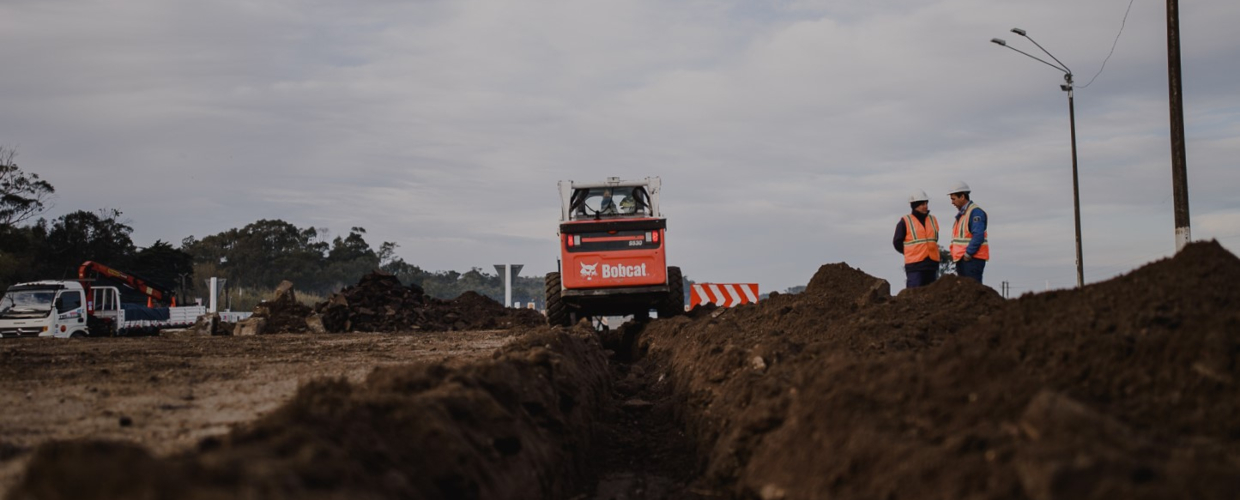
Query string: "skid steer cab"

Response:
xmin=545 ymin=177 xmax=684 ymax=326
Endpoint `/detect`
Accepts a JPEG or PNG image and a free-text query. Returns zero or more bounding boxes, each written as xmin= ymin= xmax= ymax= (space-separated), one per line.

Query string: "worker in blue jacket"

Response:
xmin=948 ymin=181 xmax=989 ymax=283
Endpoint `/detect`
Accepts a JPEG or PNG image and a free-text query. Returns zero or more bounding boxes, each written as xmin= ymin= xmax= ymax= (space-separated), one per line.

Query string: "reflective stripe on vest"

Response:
xmin=950 ymin=202 xmax=989 ymax=261
xmin=903 ymin=214 xmax=940 ymax=264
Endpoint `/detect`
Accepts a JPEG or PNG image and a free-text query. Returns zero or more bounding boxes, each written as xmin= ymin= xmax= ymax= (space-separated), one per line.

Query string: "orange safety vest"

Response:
xmin=951 ymin=202 xmax=989 ymax=261
xmin=902 ymin=214 xmax=940 ymax=264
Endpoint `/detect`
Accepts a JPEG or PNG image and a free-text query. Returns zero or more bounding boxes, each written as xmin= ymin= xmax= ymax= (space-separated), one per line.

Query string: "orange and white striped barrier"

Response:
xmin=690 ymin=283 xmax=759 ymax=309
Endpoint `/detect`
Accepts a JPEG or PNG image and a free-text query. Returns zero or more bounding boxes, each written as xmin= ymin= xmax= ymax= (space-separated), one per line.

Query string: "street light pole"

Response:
xmin=992 ymin=29 xmax=1085 ymax=288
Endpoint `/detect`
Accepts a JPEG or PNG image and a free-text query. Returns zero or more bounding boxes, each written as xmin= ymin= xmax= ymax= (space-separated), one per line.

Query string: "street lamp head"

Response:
xmin=991 ymin=38 xmax=1007 ymax=46
xmin=1011 ymin=28 xmax=1027 ymax=36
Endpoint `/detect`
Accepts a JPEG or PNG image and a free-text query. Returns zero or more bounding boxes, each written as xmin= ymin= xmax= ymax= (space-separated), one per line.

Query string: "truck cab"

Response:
xmin=546 ymin=177 xmax=683 ymax=326
xmin=0 ymin=281 xmax=91 ymax=338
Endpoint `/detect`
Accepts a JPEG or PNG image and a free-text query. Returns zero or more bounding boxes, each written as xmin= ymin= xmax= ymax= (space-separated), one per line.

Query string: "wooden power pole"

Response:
xmin=1166 ymin=0 xmax=1191 ymax=251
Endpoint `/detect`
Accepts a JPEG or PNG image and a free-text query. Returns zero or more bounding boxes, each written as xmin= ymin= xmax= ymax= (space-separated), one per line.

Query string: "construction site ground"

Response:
xmin=2 ymin=241 xmax=1238 ymax=500
xmin=0 ymin=331 xmax=515 ymax=493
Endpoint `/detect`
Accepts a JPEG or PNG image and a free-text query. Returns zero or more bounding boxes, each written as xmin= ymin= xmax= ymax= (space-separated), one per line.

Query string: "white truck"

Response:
xmin=0 ymin=280 xmax=206 ymax=338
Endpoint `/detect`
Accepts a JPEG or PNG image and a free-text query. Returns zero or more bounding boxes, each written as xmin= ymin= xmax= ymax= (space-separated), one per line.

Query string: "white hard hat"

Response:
xmin=908 ymin=190 xmax=929 ymax=203
xmin=949 ymin=181 xmax=971 ymax=194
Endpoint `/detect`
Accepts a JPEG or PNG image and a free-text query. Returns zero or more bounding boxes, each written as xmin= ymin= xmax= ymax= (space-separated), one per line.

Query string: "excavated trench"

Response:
xmin=9 ymin=241 xmax=1240 ymax=500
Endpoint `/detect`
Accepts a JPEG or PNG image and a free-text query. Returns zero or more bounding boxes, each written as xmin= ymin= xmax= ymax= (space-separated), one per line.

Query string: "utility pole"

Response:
xmin=1167 ymin=0 xmax=1191 ymax=251
xmin=1066 ymin=77 xmax=1084 ymax=288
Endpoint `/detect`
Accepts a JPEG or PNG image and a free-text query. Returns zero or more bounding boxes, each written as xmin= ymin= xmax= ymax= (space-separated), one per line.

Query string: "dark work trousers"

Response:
xmin=906 ymin=269 xmax=938 ymax=289
xmin=956 ymin=258 xmax=986 ymax=284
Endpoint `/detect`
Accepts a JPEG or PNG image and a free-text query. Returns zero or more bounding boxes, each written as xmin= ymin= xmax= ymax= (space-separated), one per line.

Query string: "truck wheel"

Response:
xmin=658 ymin=266 xmax=685 ymax=318
xmin=545 ymin=272 xmax=571 ymax=327
xmin=87 ymin=316 xmax=114 ymax=337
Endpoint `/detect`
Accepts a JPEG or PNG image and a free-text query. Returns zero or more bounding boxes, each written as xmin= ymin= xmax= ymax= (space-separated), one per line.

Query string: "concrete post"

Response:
xmin=493 ymin=264 xmax=525 ymax=308
xmin=208 ymin=277 xmax=218 ymax=313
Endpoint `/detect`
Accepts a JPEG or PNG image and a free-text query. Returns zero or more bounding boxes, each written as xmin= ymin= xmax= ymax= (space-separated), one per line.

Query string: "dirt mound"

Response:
xmin=251 ymin=280 xmax=314 ymax=333
xmin=314 ymin=272 xmax=429 ymax=332
xmin=637 ymin=241 xmax=1240 ymax=499
xmin=8 ymin=327 xmax=611 ymax=500
xmin=804 ymin=262 xmax=892 ymax=305
xmin=443 ymin=291 xmax=548 ymax=331
xmin=311 ymin=271 xmax=544 ymax=333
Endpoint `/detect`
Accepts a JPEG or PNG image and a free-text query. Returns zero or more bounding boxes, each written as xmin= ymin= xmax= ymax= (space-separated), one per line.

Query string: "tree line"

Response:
xmin=182 ymin=219 xmax=548 ymax=306
xmin=0 ymin=146 xmax=546 ymax=307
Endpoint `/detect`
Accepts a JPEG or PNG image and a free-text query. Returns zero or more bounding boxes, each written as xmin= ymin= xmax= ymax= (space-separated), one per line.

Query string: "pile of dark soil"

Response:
xmin=441 ymin=291 xmax=547 ymax=332
xmin=8 ymin=328 xmax=611 ymax=500
xmin=634 ymin=240 xmax=1240 ymax=499
xmin=295 ymin=271 xmax=545 ymax=333
xmin=313 ymin=272 xmax=429 ymax=332
xmin=252 ymin=280 xmax=313 ymax=333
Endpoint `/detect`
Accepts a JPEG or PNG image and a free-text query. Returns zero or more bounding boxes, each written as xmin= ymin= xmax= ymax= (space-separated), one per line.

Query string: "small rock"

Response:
xmin=305 ymin=314 xmax=327 ymax=334
xmin=622 ymin=399 xmax=654 ymax=411
xmin=751 ymin=356 xmax=768 ymax=372
xmin=233 ymin=317 xmax=267 ymax=336
xmin=273 ymin=280 xmax=297 ymax=304
xmin=759 ymin=484 xmax=787 ymax=500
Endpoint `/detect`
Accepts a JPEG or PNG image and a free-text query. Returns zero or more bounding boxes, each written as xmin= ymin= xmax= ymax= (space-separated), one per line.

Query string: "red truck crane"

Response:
xmin=78 ymin=261 xmax=177 ymax=310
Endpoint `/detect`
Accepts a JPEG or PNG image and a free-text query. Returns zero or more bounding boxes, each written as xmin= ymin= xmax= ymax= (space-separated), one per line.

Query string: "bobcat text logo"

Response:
xmin=579 ymin=262 xmax=598 ymax=279
xmin=603 ymin=263 xmax=648 ymax=279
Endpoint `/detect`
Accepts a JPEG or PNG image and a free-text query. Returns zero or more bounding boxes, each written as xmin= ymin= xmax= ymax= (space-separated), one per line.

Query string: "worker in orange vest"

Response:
xmin=948 ymin=181 xmax=989 ymax=283
xmin=892 ymin=189 xmax=940 ymax=288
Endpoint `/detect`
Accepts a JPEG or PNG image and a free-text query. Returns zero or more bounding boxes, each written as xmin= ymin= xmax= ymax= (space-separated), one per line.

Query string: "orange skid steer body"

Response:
xmin=545 ymin=177 xmax=684 ymax=326
xmin=560 ymin=218 xmax=668 ymax=290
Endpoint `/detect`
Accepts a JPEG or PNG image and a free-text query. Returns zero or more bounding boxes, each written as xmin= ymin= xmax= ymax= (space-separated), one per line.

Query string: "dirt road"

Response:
xmin=0 ymin=330 xmax=514 ymax=491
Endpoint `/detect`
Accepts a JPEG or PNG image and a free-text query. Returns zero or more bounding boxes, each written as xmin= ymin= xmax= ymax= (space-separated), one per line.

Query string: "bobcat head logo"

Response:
xmin=579 ymin=262 xmax=598 ymax=279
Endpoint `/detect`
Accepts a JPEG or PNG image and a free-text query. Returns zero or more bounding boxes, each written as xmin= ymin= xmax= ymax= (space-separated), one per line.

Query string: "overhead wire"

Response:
xmin=1079 ymin=0 xmax=1137 ymax=89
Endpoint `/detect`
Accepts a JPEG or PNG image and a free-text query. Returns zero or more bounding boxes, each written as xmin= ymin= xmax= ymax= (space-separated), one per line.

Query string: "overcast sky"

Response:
xmin=3 ymin=0 xmax=1238 ymax=296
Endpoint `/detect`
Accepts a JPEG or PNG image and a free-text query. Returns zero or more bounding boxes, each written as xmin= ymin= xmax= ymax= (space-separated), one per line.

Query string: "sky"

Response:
xmin=2 ymin=0 xmax=1238 ymax=297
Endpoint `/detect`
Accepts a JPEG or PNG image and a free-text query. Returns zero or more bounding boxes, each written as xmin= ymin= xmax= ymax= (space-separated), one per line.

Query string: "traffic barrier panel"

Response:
xmin=690 ymin=283 xmax=759 ymax=309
